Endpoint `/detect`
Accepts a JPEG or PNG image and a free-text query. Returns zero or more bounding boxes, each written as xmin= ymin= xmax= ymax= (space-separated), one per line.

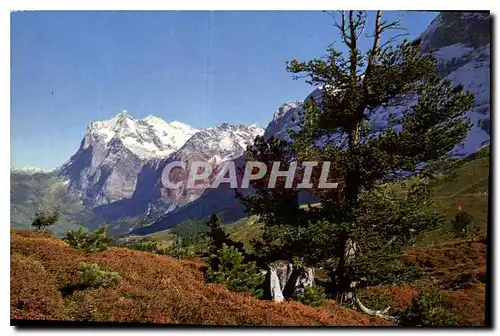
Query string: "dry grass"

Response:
xmin=11 ymin=230 xmax=388 ymax=326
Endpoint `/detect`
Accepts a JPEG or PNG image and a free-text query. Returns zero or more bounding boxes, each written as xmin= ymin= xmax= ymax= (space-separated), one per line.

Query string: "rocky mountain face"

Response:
xmin=421 ymin=12 xmax=491 ymax=156
xmin=93 ymin=123 xmax=264 ymax=222
xmin=132 ymin=11 xmax=491 ymax=236
xmin=58 ymin=111 xmax=199 ymax=207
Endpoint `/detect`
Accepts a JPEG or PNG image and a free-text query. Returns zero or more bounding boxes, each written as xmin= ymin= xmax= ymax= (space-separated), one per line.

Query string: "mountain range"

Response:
xmin=11 ymin=12 xmax=491 ymax=237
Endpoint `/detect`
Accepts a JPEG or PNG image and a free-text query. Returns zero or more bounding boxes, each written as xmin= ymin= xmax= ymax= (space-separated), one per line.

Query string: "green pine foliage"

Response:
xmin=78 ymin=262 xmax=122 ymax=288
xmin=451 ymin=211 xmax=476 ymax=237
xmin=397 ymin=291 xmax=459 ymax=326
xmin=204 ymin=214 xmax=245 ymax=254
xmin=205 ymin=244 xmax=265 ymax=298
xmin=163 ymin=235 xmax=208 ymax=259
xmin=295 ymin=285 xmax=326 ymax=307
xmin=64 ymin=226 xmax=111 ymax=253
xmin=235 ymin=136 xmax=309 ymax=229
xmin=171 ymin=218 xmax=210 ymax=245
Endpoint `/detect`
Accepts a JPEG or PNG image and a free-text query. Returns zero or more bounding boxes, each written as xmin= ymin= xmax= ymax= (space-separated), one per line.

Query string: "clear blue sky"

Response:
xmin=11 ymin=10 xmax=438 ymax=169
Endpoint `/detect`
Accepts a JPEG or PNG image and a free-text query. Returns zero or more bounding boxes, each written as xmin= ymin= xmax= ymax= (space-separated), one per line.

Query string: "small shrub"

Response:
xmin=206 ymin=244 xmax=265 ymax=298
xmin=163 ymin=244 xmax=195 ymax=259
xmin=397 ymin=291 xmax=459 ymax=326
xmin=295 ymin=284 xmax=326 ymax=307
xmin=451 ymin=212 xmax=476 ymax=237
xmin=78 ymin=262 xmax=122 ymax=288
xmin=64 ymin=226 xmax=110 ymax=252
xmin=31 ymin=209 xmax=59 ymax=231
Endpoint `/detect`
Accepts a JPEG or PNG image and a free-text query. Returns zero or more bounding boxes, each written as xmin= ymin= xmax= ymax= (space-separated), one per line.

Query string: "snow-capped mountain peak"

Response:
xmin=175 ymin=123 xmax=265 ymax=163
xmin=272 ymin=101 xmax=303 ymax=122
xmin=83 ymin=111 xmax=199 ymax=159
xmin=59 ymin=111 xmax=199 ymax=207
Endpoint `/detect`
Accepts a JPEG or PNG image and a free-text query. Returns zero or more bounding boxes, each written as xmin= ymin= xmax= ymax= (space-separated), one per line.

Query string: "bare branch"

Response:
xmin=333 ymin=11 xmax=351 ymax=48
xmin=361 ymin=10 xmax=382 ymax=90
xmin=355 ymin=296 xmax=396 ymax=321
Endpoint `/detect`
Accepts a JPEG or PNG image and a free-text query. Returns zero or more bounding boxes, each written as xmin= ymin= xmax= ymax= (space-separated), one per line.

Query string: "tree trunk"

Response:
xmin=333 ymin=232 xmax=350 ymax=293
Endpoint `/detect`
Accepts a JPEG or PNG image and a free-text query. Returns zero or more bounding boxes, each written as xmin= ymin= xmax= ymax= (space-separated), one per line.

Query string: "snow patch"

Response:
xmin=83 ymin=111 xmax=199 ymax=160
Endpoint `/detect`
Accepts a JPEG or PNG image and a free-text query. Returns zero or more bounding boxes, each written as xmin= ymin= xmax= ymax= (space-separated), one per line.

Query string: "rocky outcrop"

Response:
xmin=266 ymin=261 xmax=315 ymax=302
xmin=96 ymin=123 xmax=264 ymax=222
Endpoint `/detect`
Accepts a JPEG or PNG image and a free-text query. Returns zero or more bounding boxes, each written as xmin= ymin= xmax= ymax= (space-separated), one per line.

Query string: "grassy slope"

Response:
xmin=10 ymin=172 xmax=105 ymax=236
xmin=10 ymin=230 xmax=389 ymax=326
xmin=421 ymin=152 xmax=490 ymax=245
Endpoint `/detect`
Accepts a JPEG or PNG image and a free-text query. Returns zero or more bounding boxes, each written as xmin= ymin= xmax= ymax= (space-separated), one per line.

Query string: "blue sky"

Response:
xmin=11 ymin=10 xmax=438 ymax=169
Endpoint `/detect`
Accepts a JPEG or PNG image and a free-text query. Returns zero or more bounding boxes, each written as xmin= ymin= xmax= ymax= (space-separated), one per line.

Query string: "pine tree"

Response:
xmin=205 ymin=244 xmax=265 ymax=298
xmin=237 ymin=11 xmax=473 ymax=295
xmin=64 ymin=226 xmax=111 ymax=252
xmin=451 ymin=211 xmax=475 ymax=237
xmin=235 ymin=136 xmax=319 ymax=263
xmin=203 ymin=213 xmax=244 ymax=254
xmin=31 ymin=207 xmax=59 ymax=231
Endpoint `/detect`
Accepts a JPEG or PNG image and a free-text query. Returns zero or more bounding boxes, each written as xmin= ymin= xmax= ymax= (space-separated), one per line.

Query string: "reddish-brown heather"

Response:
xmin=10 ymin=230 xmax=390 ymax=326
xmin=360 ymin=284 xmax=420 ymax=310
xmin=404 ymin=237 xmax=487 ymax=326
xmin=403 ymin=237 xmax=487 ymax=286
xmin=11 ymin=230 xmax=486 ymax=326
xmin=441 ymin=282 xmax=486 ymax=326
xmin=361 ymin=237 xmax=487 ymax=326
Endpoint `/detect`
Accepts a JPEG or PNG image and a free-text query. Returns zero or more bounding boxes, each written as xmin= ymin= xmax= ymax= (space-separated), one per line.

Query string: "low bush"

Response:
xmin=451 ymin=212 xmax=476 ymax=237
xmin=397 ymin=291 xmax=458 ymax=326
xmin=206 ymin=244 xmax=265 ymax=298
xmin=78 ymin=262 xmax=122 ymax=288
xmin=295 ymin=285 xmax=326 ymax=307
xmin=64 ymin=226 xmax=110 ymax=252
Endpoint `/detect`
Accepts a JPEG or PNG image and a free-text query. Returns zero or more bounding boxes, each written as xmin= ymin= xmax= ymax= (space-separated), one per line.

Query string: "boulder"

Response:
xmin=267 ymin=261 xmax=315 ymax=302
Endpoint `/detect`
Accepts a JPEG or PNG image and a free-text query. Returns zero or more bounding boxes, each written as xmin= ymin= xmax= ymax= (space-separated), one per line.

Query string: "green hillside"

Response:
xmin=10 ymin=172 xmax=105 ymax=236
